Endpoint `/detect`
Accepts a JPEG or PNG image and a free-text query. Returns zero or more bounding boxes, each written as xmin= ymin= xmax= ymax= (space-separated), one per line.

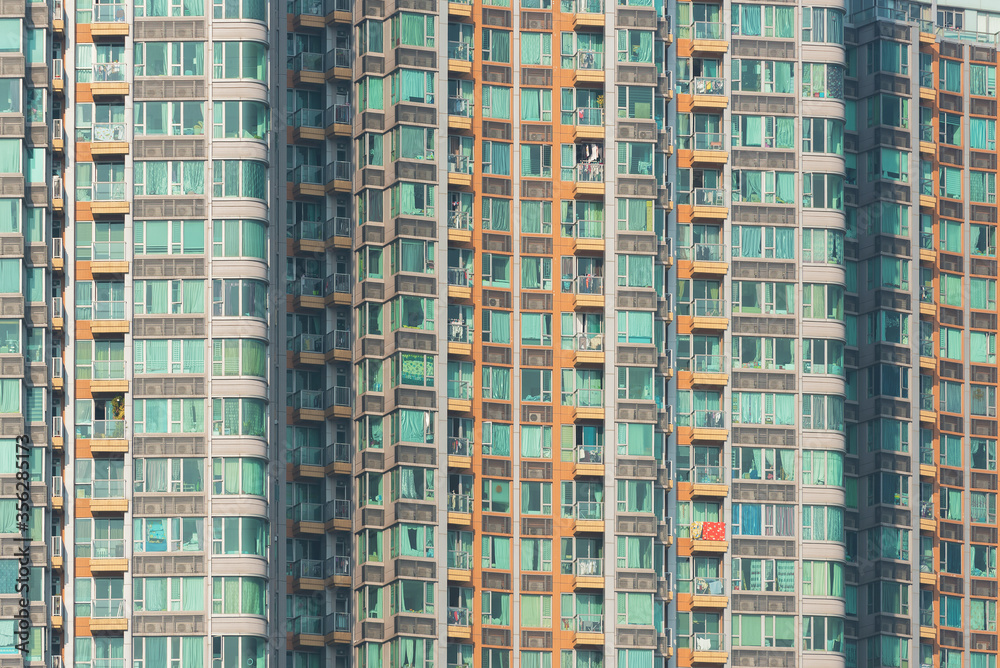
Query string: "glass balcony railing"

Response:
xmin=920 ymin=392 xmax=934 ymax=411
xmin=325 ymin=330 xmax=351 ymax=353
xmin=53 ymin=58 xmax=63 ymax=82
xmin=920 ymin=554 xmax=934 ymax=573
xmin=93 ymin=62 xmax=126 ymax=82
xmin=448 ymin=267 xmax=472 ymax=287
xmin=94 ymin=3 xmax=127 ymax=20
xmin=293 ymin=164 xmax=324 ymax=185
xmin=692 ymin=465 xmax=725 ymax=484
xmin=292 ymin=333 xmax=324 ymax=354
xmin=93 ymin=359 xmax=126 ymax=380
xmin=920 ymin=286 xmax=934 ymax=303
xmin=575 ymin=444 xmax=603 ymax=464
xmin=291 ymin=558 xmax=323 ymax=579
xmin=293 ymin=220 xmax=324 ymax=241
xmin=93 ymin=480 xmax=126 ymax=499
xmin=290 ymin=0 xmax=324 ymax=15
xmin=92 ymin=599 xmax=126 ymax=618
xmin=293 ymin=502 xmax=323 ymax=523
xmin=327 ymin=47 xmax=350 ymax=69
xmin=920 ymin=178 xmax=934 ymax=197
xmin=93 ymin=122 xmax=126 ymax=142
xmin=448 ymin=96 xmax=473 ymax=117
xmin=448 ymin=154 xmax=472 ymax=175
xmin=919 ymin=232 xmax=933 ymax=249
xmin=570 ymin=275 xmax=603 ymax=295
xmin=327 ymin=160 xmax=351 ymax=182
xmin=919 ymin=70 xmax=933 ymax=88
xmin=325 ymin=272 xmax=351 ymax=295
xmin=693 ymin=132 xmax=725 ymax=151
xmin=326 ymin=216 xmax=351 ymax=239
xmin=692 ymin=355 xmax=725 ymax=373
xmin=571 ymin=614 xmax=604 ymax=633
xmin=919 ymin=339 xmax=934 ymax=357
xmin=326 ymin=441 xmax=351 ymax=467
xmin=693 ymin=187 xmax=725 ymax=207
xmin=326 ymin=103 xmax=351 ymax=126
xmin=575 ymin=333 xmax=604 ymax=352
xmin=291 ymin=444 xmax=323 ymax=467
xmin=691 ymin=409 xmax=726 ymax=429
xmin=292 ymin=616 xmax=322 ymax=636
xmin=448 ymin=41 xmax=473 ymax=61
xmin=448 ymin=321 xmax=471 ymax=344
xmin=574 ymin=558 xmax=603 ymax=576
xmin=448 ymin=379 xmax=473 ymax=401
xmin=448 ymin=549 xmax=472 ymax=570
xmin=92 ymin=419 xmax=125 ymax=439
xmin=327 ymin=555 xmax=351 ymax=578
xmin=291 ymin=52 xmax=324 ymax=72
xmin=292 ymin=108 xmax=324 ymax=129
xmin=694 ymin=576 xmax=725 ymax=596
xmin=573 ymin=0 xmax=602 ymax=10
xmin=574 ymin=107 xmax=604 ymax=127
xmin=692 ymin=77 xmax=726 ymax=96
xmin=919 ymin=123 xmax=934 ymax=142
xmin=449 ymin=607 xmax=472 ymax=626
xmin=573 ymin=501 xmax=603 ymax=520
xmin=449 ymin=210 xmax=472 ymax=231
xmin=693 ymin=21 xmax=725 ymax=39
xmin=291 ymin=389 xmax=323 ymax=411
xmin=920 ymin=499 xmax=934 ymax=519
xmin=575 ymin=50 xmax=603 ymax=70
xmin=691 ymin=243 xmax=725 ymax=262
xmin=448 ymin=493 xmax=472 ymax=513
xmin=692 ymin=298 xmax=726 ymax=317
xmin=565 ymin=387 xmax=603 ymax=408
xmin=693 ymin=633 xmax=725 ymax=652
xmin=919 ymin=608 xmax=934 ymax=627
xmin=575 ymin=162 xmax=605 ymax=183
xmin=291 ymin=276 xmax=323 ymax=298
xmin=92 ymin=538 xmax=126 ymax=559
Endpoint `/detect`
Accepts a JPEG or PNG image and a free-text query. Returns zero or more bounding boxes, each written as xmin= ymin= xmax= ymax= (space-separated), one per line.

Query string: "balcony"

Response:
xmin=568 ymin=614 xmax=604 ymax=645
xmin=52 ymin=356 xmax=64 ymax=392
xmin=291 ymin=389 xmax=324 ymax=422
xmin=573 ymin=444 xmax=604 ymax=477
xmin=292 ymin=502 xmax=324 ymax=534
xmin=326 ymin=47 xmax=351 ymax=79
xmin=570 ymin=501 xmax=604 ymax=533
xmin=291 ymin=219 xmax=325 ymax=253
xmin=919 ymin=392 xmax=936 ymax=424
xmin=448 ymin=380 xmax=473 ymax=413
xmin=90 ymin=241 xmax=129 ymax=275
xmin=52 ymin=176 xmax=64 ymax=212
xmin=448 ymin=154 xmax=473 ymax=188
xmin=572 ymin=107 xmax=604 ymax=141
xmin=572 ymin=558 xmax=603 ymax=589
xmin=325 ymin=441 xmax=351 ymax=475
xmin=90 ymin=538 xmax=127 ymax=572
xmin=90 ymin=598 xmax=128 ymax=632
xmin=572 ymin=333 xmax=604 ymax=366
xmin=569 ymin=275 xmax=604 ymax=310
xmin=89 ymin=419 xmax=127 ymax=451
xmin=690 ymin=77 xmax=727 ymax=109
xmin=325 ymin=160 xmax=352 ymax=193
xmin=690 ymin=465 xmax=727 ymax=498
xmin=691 ymin=188 xmax=727 ymax=221
xmin=691 ymin=132 xmax=727 ymax=164
xmin=325 ymin=329 xmax=351 ymax=363
xmin=290 ymin=615 xmax=324 ymax=647
xmin=447 ymin=493 xmax=473 ymax=525
xmin=291 ymin=276 xmax=324 ymax=310
xmin=687 ymin=243 xmax=727 ymax=276
xmin=91 ymin=62 xmax=129 ymax=97
xmin=448 ymin=321 xmax=472 ymax=356
xmin=690 ymin=409 xmax=727 ymax=442
xmin=52 ymin=416 xmax=64 ymax=450
xmin=919 ymin=498 xmax=935 ymax=531
xmin=51 ymin=296 xmax=65 ymax=331
xmin=570 ymin=0 xmax=603 ymax=28
xmin=325 ymin=498 xmax=351 ymax=531
xmin=290 ymin=558 xmax=324 ymax=590
xmin=53 ymin=0 xmax=65 ymax=32
xmin=566 ymin=219 xmax=604 ymax=253
xmin=691 ymin=633 xmax=727 ymax=663
xmin=324 ymin=272 xmax=351 ymax=306
xmin=52 ymin=58 xmax=64 ymax=94
xmin=692 ymin=576 xmax=727 ymax=608
xmin=325 ymin=103 xmax=352 ymax=136
xmin=690 ymin=355 xmax=727 ymax=387
xmin=448 ymin=41 xmax=473 ymax=74
xmin=690 ymin=299 xmax=728 ymax=331
xmin=448 ymin=549 xmax=473 ymax=581
xmin=290 ymin=51 xmax=325 ymax=86
xmin=291 ymin=333 xmax=325 ymax=367
xmin=448 ymin=607 xmax=473 ymax=639
xmin=447 ymin=436 xmax=472 ymax=469
xmin=566 ymin=387 xmax=604 ymax=421
xmin=448 ymin=96 xmax=473 ymax=130
xmin=919 ymin=339 xmax=935 ymax=370
xmin=292 ymin=164 xmax=325 ymax=198
xmin=92 ymin=2 xmax=128 ymax=33
xmin=51 ymin=595 xmax=63 ymax=629
xmin=51 ymin=475 xmax=63 ymax=511
xmin=572 ymin=50 xmax=604 ymax=85
xmin=447 ymin=266 xmax=473 ymax=300
xmin=90 ymin=122 xmax=128 ymax=156
xmin=324 ymin=386 xmax=351 ymax=419
xmin=290 ymin=0 xmax=325 ymax=28
xmin=572 ymin=162 xmax=605 ymax=198
xmin=87 ymin=182 xmax=129 ymax=216
xmin=691 ymin=22 xmax=727 ymax=53
xmin=919 ymin=286 xmax=936 ymax=317
xmin=690 ymin=522 xmax=728 ymax=553
xmin=448 ymin=209 xmax=473 ymax=243
xmin=90 ymin=359 xmax=128 ymax=393
xmin=326 ymin=215 xmax=352 ymax=249
xmin=91 ymin=479 xmax=127 ymax=512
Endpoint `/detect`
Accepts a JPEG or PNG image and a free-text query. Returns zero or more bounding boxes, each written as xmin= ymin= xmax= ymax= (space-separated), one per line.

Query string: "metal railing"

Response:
xmin=52 ymin=357 xmax=63 ymax=380
xmin=920 ymin=178 xmax=934 ymax=197
xmin=691 ymin=410 xmax=726 ymax=429
xmin=326 ymin=216 xmax=351 ymax=238
xmin=449 ymin=41 xmax=473 ymax=61
xmin=919 ymin=339 xmax=934 ymax=357
xmin=692 ymin=354 xmax=726 ymax=373
xmin=291 ymin=0 xmax=324 ymax=14
xmin=692 ymin=77 xmax=726 ymax=96
xmin=575 ymin=50 xmax=603 ymax=70
xmin=291 ymin=558 xmax=323 ymax=579
xmin=292 ymin=220 xmax=323 ymax=241
xmin=575 ymin=162 xmax=604 ymax=183
xmin=52 ymin=475 xmax=63 ymax=497
xmin=448 ymin=266 xmax=472 ymax=287
xmin=448 ymin=321 xmax=471 ymax=343
xmin=449 ymin=154 xmax=472 ymax=174
xmin=570 ymin=275 xmax=603 ymax=295
xmin=920 ymin=286 xmax=934 ymax=303
xmin=920 ymin=500 xmax=934 ymax=519
xmin=693 ymin=632 xmax=725 ymax=652
xmin=93 ymin=359 xmax=126 ymax=380
xmin=326 ymin=103 xmax=351 ymax=126
xmin=693 ymin=576 xmax=725 ymax=595
xmin=325 ymin=386 xmax=352 ymax=409
xmin=325 ymin=329 xmax=351 ymax=352
xmin=52 ymin=595 xmax=62 ymax=617
xmin=291 ymin=276 xmax=323 ymax=298
xmin=692 ymin=298 xmax=726 ymax=317
xmin=448 ymin=96 xmax=473 ymax=117
xmin=575 ymin=333 xmax=604 ymax=352
xmin=93 ymin=538 xmax=126 ymax=558
xmin=692 ymin=465 xmax=725 ymax=484
xmin=573 ymin=501 xmax=603 ymax=520
xmin=571 ymin=614 xmax=604 ymax=633
xmin=449 ymin=210 xmax=473 ymax=230
xmin=291 ymin=389 xmax=323 ymax=411
xmin=448 ymin=549 xmax=471 ymax=570
xmin=919 ymin=70 xmax=934 ymax=88
xmin=291 ymin=445 xmax=323 ymax=466
xmin=94 ymin=3 xmax=127 ymax=20
xmin=53 ymin=118 xmax=63 ymax=143
xmin=576 ymin=444 xmax=603 ymax=464
xmin=693 ymin=132 xmax=725 ymax=150
xmin=691 ymin=243 xmax=725 ymax=262
xmin=291 ymin=108 xmax=324 ymax=128
xmin=448 ymin=379 xmax=473 ymax=401
xmin=325 ymin=272 xmax=351 ymax=295
xmin=327 ymin=498 xmax=351 ymax=520
xmin=291 ymin=52 xmax=324 ymax=72
xmin=52 ymin=416 xmax=63 ymax=439
xmin=327 ymin=555 xmax=351 ymax=577
xmin=326 ymin=441 xmax=351 ymax=466
xmin=565 ymin=219 xmax=603 ymax=239
xmin=919 ymin=123 xmax=934 ymax=142
xmin=920 ymin=445 xmax=934 ymax=466
xmin=93 ymin=480 xmax=126 ymax=499
xmin=52 ymin=296 xmax=63 ymax=319
xmin=574 ymin=558 xmax=603 ymax=576
xmin=449 ymin=607 xmax=472 ymax=626
xmin=92 ymin=300 xmax=126 ymax=320
xmin=919 ymin=608 xmax=934 ymax=627
xmin=292 ymin=164 xmax=324 ymax=185
xmin=293 ymin=502 xmax=323 ymax=523
xmin=93 ymin=62 xmax=127 ymax=82
xmin=92 ymin=599 xmax=126 ymax=618
xmin=447 ymin=436 xmax=471 ymax=457
xmin=327 ymin=160 xmax=351 ymax=182
xmin=448 ymin=493 xmax=472 ymax=513
xmin=53 ymin=58 xmax=63 ymax=82
xmin=574 ymin=107 xmax=603 ymax=126
xmin=693 ymin=21 xmax=725 ymax=39
xmin=92 ymin=419 xmax=125 ymax=439
xmin=693 ymin=187 xmax=725 ymax=206
xmin=920 ymin=392 xmax=934 ymax=411
xmin=52 ymin=176 xmax=63 ymax=201
xmin=327 ymin=47 xmax=351 ymax=69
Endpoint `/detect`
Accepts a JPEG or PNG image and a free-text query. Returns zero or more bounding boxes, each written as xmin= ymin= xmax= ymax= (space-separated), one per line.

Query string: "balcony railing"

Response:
xmin=292 ymin=333 xmax=324 ymax=355
xmin=693 ymin=633 xmax=725 ymax=652
xmin=325 ymin=272 xmax=351 ymax=295
xmin=292 ymin=52 xmax=324 ymax=72
xmin=919 ymin=608 xmax=934 ymax=627
xmin=920 ymin=392 xmax=934 ymax=411
xmin=919 ymin=70 xmax=933 ymax=88
xmin=52 ymin=475 xmax=63 ymax=497
xmin=90 ymin=183 xmax=127 ymax=202
xmin=93 ymin=480 xmax=126 ymax=499
xmin=576 ymin=444 xmax=603 ymax=464
xmin=326 ymin=441 xmax=350 ymax=467
xmin=448 ymin=493 xmax=472 ymax=513
xmin=53 ymin=416 xmax=63 ymax=439
xmin=573 ymin=501 xmax=603 ymax=520
xmin=574 ymin=107 xmax=604 ymax=127
xmin=92 ymin=599 xmax=126 ymax=618
xmin=327 ymin=555 xmax=351 ymax=577
xmin=291 ymin=276 xmax=323 ymax=298
xmin=573 ymin=0 xmax=602 ymax=11
xmin=326 ymin=216 xmax=351 ymax=239
xmin=291 ymin=389 xmax=323 ymax=411
xmin=92 ymin=241 xmax=126 ymax=261
xmin=692 ymin=465 xmax=724 ymax=484
xmin=53 ymin=58 xmax=64 ymax=82
xmin=920 ymin=178 xmax=934 ymax=197
xmin=691 ymin=409 xmax=726 ymax=429
xmin=447 ymin=436 xmax=471 ymax=457
xmin=94 ymin=3 xmax=127 ymax=20
xmin=327 ymin=160 xmax=351 ymax=182
xmin=692 ymin=76 xmax=726 ymax=96
xmin=449 ymin=210 xmax=473 ymax=231
xmin=326 ymin=103 xmax=351 ymax=126
xmin=575 ymin=332 xmax=604 ymax=352
xmin=291 ymin=444 xmax=323 ymax=466
xmin=448 ymin=549 xmax=471 ymax=570
xmin=692 ymin=355 xmax=725 ymax=374
xmin=52 ymin=595 xmax=62 ymax=617
xmin=325 ymin=329 xmax=351 ymax=353
xmin=575 ymin=162 xmax=604 ymax=183
xmin=291 ymin=558 xmax=323 ymax=579
xmin=293 ymin=502 xmax=323 ymax=523
xmin=92 ymin=122 xmax=126 ymax=142
xmin=325 ymin=386 xmax=351 ymax=409
xmin=919 ymin=123 xmax=934 ymax=143
xmin=448 ymin=379 xmax=473 ymax=401
xmin=569 ymin=614 xmax=604 ymax=633
xmin=692 ymin=21 xmax=725 ymax=39
xmin=52 ymin=296 xmax=64 ymax=320
xmin=919 ymin=339 xmax=934 ymax=358
xmin=292 ymin=615 xmax=322 ymax=635
xmin=92 ymin=419 xmax=125 ymax=439
xmin=448 ymin=41 xmax=473 ymax=61
xmin=93 ymin=538 xmax=126 ymax=558
xmin=290 ymin=0 xmax=324 ymax=14
xmin=292 ymin=164 xmax=324 ymax=185
xmin=693 ymin=576 xmax=725 ymax=595
xmin=575 ymin=50 xmax=603 ymax=70
xmin=448 ymin=267 xmax=472 ymax=287
xmin=291 ymin=108 xmax=324 ymax=129
xmin=327 ymin=498 xmax=351 ymax=520
xmin=52 ymin=357 xmax=63 ymax=380
xmin=574 ymin=557 xmax=603 ymax=576
xmin=919 ymin=286 xmax=934 ymax=303
xmin=920 ymin=500 xmax=934 ymax=519
xmin=693 ymin=132 xmax=725 ymax=151
xmin=93 ymin=62 xmax=126 ymax=82
xmin=326 ymin=47 xmax=351 ymax=69
xmin=570 ymin=275 xmax=603 ymax=295
xmin=448 ymin=96 xmax=473 ymax=117
xmin=448 ymin=154 xmax=472 ymax=175
xmin=52 ymin=176 xmax=64 ymax=201
xmin=692 ymin=298 xmax=726 ymax=317
xmin=448 ymin=321 xmax=471 ymax=344
xmin=449 ymin=607 xmax=472 ymax=626
xmin=564 ymin=219 xmax=603 ymax=240
xmin=693 ymin=187 xmax=725 ymax=207
xmin=93 ymin=359 xmax=126 ymax=380
xmin=293 ymin=220 xmax=324 ymax=242
xmin=566 ymin=387 xmax=603 ymax=408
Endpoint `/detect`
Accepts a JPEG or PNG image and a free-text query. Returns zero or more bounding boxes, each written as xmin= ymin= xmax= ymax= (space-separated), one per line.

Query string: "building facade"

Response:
xmin=4 ymin=0 xmax=1000 ymax=667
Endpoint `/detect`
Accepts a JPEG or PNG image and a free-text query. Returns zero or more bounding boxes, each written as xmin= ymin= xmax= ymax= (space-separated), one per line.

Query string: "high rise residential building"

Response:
xmin=6 ymin=0 xmax=1000 ymax=666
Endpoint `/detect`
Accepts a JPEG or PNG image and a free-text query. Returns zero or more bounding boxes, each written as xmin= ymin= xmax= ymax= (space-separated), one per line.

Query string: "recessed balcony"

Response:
xmin=690 ymin=354 xmax=728 ymax=386
xmin=690 ymin=299 xmax=728 ymax=331
xmin=567 ymin=388 xmax=604 ymax=421
xmin=572 ymin=162 xmax=605 ymax=198
xmin=572 ymin=107 xmax=604 ymax=141
xmin=571 ymin=333 xmax=604 ymax=366
xmin=691 ymin=131 xmax=727 ymax=164
xmin=568 ymin=275 xmax=604 ymax=310
xmin=690 ymin=465 xmax=728 ymax=498
xmin=448 ymin=96 xmax=473 ymax=130
xmin=573 ymin=444 xmax=604 ymax=477
xmin=691 ymin=21 xmax=727 ymax=54
xmin=691 ymin=633 xmax=728 ymax=664
xmin=691 ymin=188 xmax=727 ymax=221
xmin=91 ymin=3 xmax=129 ymax=35
xmin=448 ymin=41 xmax=473 ymax=74
xmin=689 ymin=409 xmax=727 ymax=442
xmin=572 ymin=50 xmax=604 ymax=85
xmin=90 ymin=63 xmax=129 ymax=97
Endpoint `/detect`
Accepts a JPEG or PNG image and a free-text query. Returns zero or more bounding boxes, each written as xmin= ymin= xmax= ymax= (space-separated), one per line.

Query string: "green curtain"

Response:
xmin=242 ymin=459 xmax=265 ymax=496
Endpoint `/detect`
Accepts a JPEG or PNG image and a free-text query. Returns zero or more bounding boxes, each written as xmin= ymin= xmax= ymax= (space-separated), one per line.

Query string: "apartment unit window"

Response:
xmin=732 ymin=557 xmax=794 ymax=592
xmin=134 ymin=42 xmax=204 ymax=77
xmin=940 ymin=58 xmax=962 ymax=93
xmin=972 ymin=332 xmax=997 ymax=365
xmin=482 ymin=141 xmax=511 ymax=176
xmin=212 ymin=0 xmax=264 ymax=19
xmin=481 ymin=310 xmax=511 ymax=343
xmin=731 ymin=281 xmax=793 ymax=315
xmin=134 ymin=161 xmax=205 ymax=195
xmin=134 ymin=398 xmax=205 ymax=434
xmin=211 ymin=398 xmax=266 ymax=437
xmin=481 ymin=197 xmax=511 ymax=231
xmin=135 ymin=0 xmax=204 ymax=16
xmin=522 ymin=201 xmax=552 ymax=234
xmin=731 ymin=503 xmax=795 ymax=536
xmin=212 ymin=100 xmax=268 ymax=140
xmin=802 ymin=395 xmax=845 ymax=431
xmin=391 ymin=12 xmax=434 ymax=47
xmin=482 ymin=422 xmax=512 ymax=455
xmin=134 ymin=279 xmax=205 ymax=315
xmin=134 ymin=576 xmax=204 ymax=612
xmin=482 ymin=29 xmax=511 ymax=62
xmin=391 ymin=69 xmax=434 ymax=104
xmin=732 ymin=615 xmax=795 ymax=648
xmin=972 ymin=438 xmax=996 ymax=471
xmin=212 ymin=42 xmax=267 ymax=80
xmin=211 ymin=458 xmax=266 ymax=496
xmin=802 ymin=561 xmax=844 ymax=596
xmin=731 ymin=392 xmax=794 ymax=425
xmin=212 ymin=219 xmax=266 ymax=259
xmin=802 ymin=63 xmax=844 ymax=98
xmin=731 ymin=169 xmax=795 ymax=203
xmin=522 ymin=144 xmax=552 ymax=177
xmin=866 ymin=148 xmax=909 ymax=182
xmin=211 ymin=637 xmax=267 ymax=668
xmin=211 ymin=339 xmax=266 ymax=377
xmin=134 ymin=517 xmax=204 ymax=552
xmin=522 ymin=88 xmax=552 ymax=121
xmin=972 ymin=171 xmax=997 ymax=203
xmin=617 ymin=86 xmax=653 ymax=119
xmin=211 ymin=517 xmax=268 ymax=556
xmin=616 ymin=29 xmax=653 ymax=63
xmin=971 ymin=118 xmax=996 ymax=151
xmin=521 ymin=425 xmax=552 ymax=458
xmin=972 ymin=64 xmax=996 ymax=96
xmin=358 ymin=77 xmax=384 ymax=110
xmin=211 ymin=279 xmax=266 ymax=318
xmin=732 ymin=59 xmax=794 ymax=93
xmin=212 ymin=160 xmax=267 ymax=199
xmin=391 ymin=182 xmax=435 ymax=217
xmin=867 ymin=40 xmax=907 ymax=75
xmin=866 ymin=93 xmax=909 ymax=129
xmin=732 ymin=4 xmax=794 ymax=38
xmin=521 ymin=33 xmax=552 ymax=64
xmin=482 ymin=254 xmax=511 ymax=287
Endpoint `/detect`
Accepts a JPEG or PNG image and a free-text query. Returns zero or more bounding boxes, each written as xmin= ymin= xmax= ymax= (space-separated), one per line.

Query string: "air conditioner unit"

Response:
xmin=487 ymin=297 xmax=501 ymax=307
xmin=527 ymin=413 xmax=541 ymax=423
